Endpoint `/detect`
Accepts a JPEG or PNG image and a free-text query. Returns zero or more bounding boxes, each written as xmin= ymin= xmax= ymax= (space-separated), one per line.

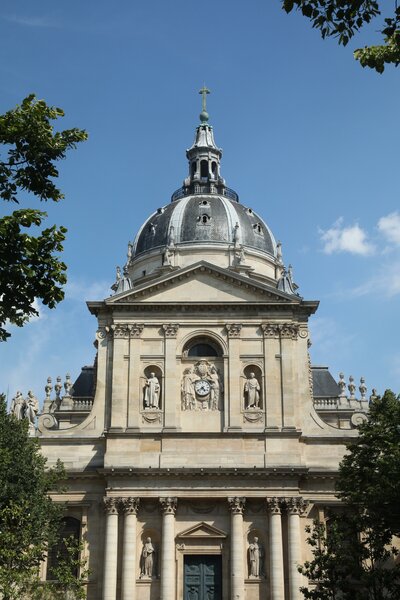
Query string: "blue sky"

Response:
xmin=0 ymin=0 xmax=399 ymax=404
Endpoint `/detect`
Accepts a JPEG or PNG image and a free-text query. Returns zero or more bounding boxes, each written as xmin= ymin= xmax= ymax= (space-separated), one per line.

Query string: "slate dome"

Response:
xmin=133 ymin=194 xmax=277 ymax=258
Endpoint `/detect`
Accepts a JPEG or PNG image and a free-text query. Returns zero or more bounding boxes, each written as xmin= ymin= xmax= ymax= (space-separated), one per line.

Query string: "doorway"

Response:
xmin=184 ymin=555 xmax=222 ymax=600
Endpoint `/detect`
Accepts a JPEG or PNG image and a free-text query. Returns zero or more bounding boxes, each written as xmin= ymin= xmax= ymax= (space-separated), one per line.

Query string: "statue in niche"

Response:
xmin=144 ymin=373 xmax=160 ymax=409
xmin=248 ymin=536 xmax=263 ymax=578
xmin=244 ymin=373 xmax=261 ymax=409
xmin=25 ymin=390 xmax=39 ymax=425
xmin=140 ymin=537 xmax=156 ymax=578
xmin=181 ymin=368 xmax=197 ymax=410
xmin=10 ymin=391 xmax=25 ymax=420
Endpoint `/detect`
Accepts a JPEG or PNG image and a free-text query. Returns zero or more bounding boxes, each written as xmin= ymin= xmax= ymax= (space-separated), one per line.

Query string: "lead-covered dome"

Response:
xmin=133 ymin=194 xmax=276 ymax=258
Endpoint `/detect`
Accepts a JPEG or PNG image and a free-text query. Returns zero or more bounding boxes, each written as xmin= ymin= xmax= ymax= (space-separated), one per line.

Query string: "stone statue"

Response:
xmin=140 ymin=537 xmax=155 ymax=578
xmin=244 ymin=373 xmax=261 ymax=409
xmin=10 ymin=391 xmax=25 ymax=420
xmin=208 ymin=366 xmax=221 ymax=410
xmin=235 ymin=245 xmax=246 ymax=265
xmin=25 ymin=390 xmax=39 ymax=425
xmin=181 ymin=368 xmax=196 ymax=410
xmin=163 ymin=246 xmax=173 ymax=266
xmin=144 ymin=373 xmax=160 ymax=409
xmin=248 ymin=536 xmax=263 ymax=578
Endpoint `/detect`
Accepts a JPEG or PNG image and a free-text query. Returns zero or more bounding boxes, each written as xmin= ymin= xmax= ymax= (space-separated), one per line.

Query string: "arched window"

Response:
xmin=200 ymin=160 xmax=208 ymax=178
xmin=183 ymin=336 xmax=222 ymax=358
xmin=191 ymin=161 xmax=196 ymax=178
xmin=47 ymin=517 xmax=81 ymax=580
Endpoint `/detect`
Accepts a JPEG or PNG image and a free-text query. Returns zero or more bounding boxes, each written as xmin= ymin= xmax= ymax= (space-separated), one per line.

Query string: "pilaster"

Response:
xmin=228 ymin=496 xmax=246 ymax=600
xmin=159 ymin=497 xmax=178 ymax=600
xmin=127 ymin=324 xmax=144 ymax=430
xmin=162 ymin=324 xmax=180 ymax=431
xmin=226 ymin=323 xmax=242 ymax=430
xmin=102 ymin=497 xmax=120 ymax=600
xmin=266 ymin=497 xmax=285 ymax=600
xmin=121 ymin=497 xmax=140 ymax=600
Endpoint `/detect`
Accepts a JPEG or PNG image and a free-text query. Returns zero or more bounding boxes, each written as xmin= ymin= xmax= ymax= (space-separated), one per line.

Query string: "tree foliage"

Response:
xmin=0 ymin=95 xmax=87 ymax=341
xmin=0 ymin=396 xmax=86 ymax=599
xmin=281 ymin=1 xmax=400 ymax=73
xmin=300 ymin=390 xmax=400 ymax=599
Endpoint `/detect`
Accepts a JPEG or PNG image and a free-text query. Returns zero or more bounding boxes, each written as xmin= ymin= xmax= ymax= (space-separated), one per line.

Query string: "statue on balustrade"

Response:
xmin=10 ymin=391 xmax=25 ymax=420
xmin=244 ymin=373 xmax=261 ymax=409
xmin=140 ymin=537 xmax=156 ymax=578
xmin=25 ymin=390 xmax=39 ymax=425
xmin=144 ymin=373 xmax=160 ymax=409
xmin=248 ymin=536 xmax=263 ymax=578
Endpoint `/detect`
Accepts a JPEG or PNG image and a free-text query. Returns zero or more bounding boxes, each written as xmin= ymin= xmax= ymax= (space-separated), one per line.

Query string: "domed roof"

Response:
xmin=133 ymin=194 xmax=276 ymax=258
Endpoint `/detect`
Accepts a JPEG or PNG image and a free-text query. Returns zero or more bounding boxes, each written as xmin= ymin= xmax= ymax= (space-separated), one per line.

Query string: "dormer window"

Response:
xmin=253 ymin=222 xmax=263 ymax=235
xmin=148 ymin=222 xmax=156 ymax=234
xmin=200 ymin=214 xmax=210 ymax=224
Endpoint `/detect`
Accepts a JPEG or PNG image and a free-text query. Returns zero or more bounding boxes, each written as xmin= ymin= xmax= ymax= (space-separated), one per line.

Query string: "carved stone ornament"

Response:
xmin=181 ymin=361 xmax=223 ymax=412
xmin=261 ymin=323 xmax=299 ymax=340
xmin=228 ymin=496 xmax=246 ymax=514
xmin=308 ymin=352 xmax=314 ymax=398
xmin=96 ymin=327 xmax=108 ymax=340
xmin=103 ymin=497 xmax=119 ymax=515
xmin=162 ymin=323 xmax=179 ymax=338
xmin=112 ymin=324 xmax=131 ymax=338
xmin=286 ymin=497 xmax=309 ymax=516
xmin=226 ymin=323 xmax=242 ymax=338
xmin=243 ymin=411 xmax=264 ymax=424
xmin=351 ymin=412 xmax=368 ymax=427
xmin=130 ymin=323 xmax=144 ymax=338
xmin=142 ymin=412 xmax=162 ymax=425
xmin=266 ymin=497 xmax=283 ymax=515
xmin=120 ymin=497 xmax=140 ymax=515
xmin=298 ymin=326 xmax=309 ymax=339
xmin=279 ymin=323 xmax=300 ymax=340
xmin=159 ymin=497 xmax=177 ymax=514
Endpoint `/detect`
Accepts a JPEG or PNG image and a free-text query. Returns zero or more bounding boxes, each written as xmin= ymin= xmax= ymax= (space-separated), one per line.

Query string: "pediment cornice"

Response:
xmin=106 ymin=261 xmax=301 ymax=305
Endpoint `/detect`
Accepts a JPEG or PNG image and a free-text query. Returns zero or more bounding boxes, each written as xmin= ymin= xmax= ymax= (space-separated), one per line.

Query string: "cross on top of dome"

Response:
xmin=199 ymin=85 xmax=211 ymax=124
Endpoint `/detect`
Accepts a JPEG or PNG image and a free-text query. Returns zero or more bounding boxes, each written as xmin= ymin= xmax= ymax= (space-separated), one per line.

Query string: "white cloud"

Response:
xmin=377 ymin=211 xmax=400 ymax=246
xmin=2 ymin=14 xmax=59 ymax=28
xmin=319 ymin=218 xmax=375 ymax=256
xmin=348 ymin=261 xmax=400 ymax=298
xmin=65 ymin=279 xmax=111 ymax=303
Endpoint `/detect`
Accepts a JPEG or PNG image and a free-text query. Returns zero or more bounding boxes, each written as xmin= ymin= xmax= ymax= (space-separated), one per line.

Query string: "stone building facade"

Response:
xmin=37 ymin=94 xmax=370 ymax=600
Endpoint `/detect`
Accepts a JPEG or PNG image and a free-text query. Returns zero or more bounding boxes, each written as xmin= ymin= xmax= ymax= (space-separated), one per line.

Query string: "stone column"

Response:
xmin=267 ymin=497 xmax=285 ymax=600
xmin=228 ymin=496 xmax=246 ymax=600
xmin=163 ymin=324 xmax=180 ymax=431
xmin=102 ymin=497 xmax=120 ymax=600
xmin=159 ymin=497 xmax=177 ymax=600
xmin=287 ymin=498 xmax=307 ymax=600
xmin=226 ymin=324 xmax=242 ymax=430
xmin=127 ymin=325 xmax=144 ymax=430
xmin=120 ymin=497 xmax=140 ymax=600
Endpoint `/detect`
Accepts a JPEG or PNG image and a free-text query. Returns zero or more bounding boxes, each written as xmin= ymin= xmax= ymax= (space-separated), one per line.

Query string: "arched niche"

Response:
xmin=138 ymin=528 xmax=160 ymax=579
xmin=142 ymin=365 xmax=163 ymax=411
xmin=180 ymin=335 xmax=224 ymax=412
xmin=243 ymin=364 xmax=263 ymax=410
xmin=246 ymin=528 xmax=266 ymax=579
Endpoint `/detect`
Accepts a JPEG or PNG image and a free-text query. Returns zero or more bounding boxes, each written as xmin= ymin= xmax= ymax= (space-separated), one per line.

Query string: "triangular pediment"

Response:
xmin=106 ymin=261 xmax=300 ymax=305
xmin=177 ymin=521 xmax=227 ymax=539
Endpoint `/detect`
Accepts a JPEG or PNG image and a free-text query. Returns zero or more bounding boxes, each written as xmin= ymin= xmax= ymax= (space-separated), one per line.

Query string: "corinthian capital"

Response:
xmin=286 ymin=497 xmax=309 ymax=516
xmin=159 ymin=497 xmax=178 ymax=514
xmin=103 ymin=497 xmax=119 ymax=515
xmin=226 ymin=323 xmax=242 ymax=338
xmin=162 ymin=324 xmax=179 ymax=338
xmin=120 ymin=497 xmax=140 ymax=515
xmin=228 ymin=496 xmax=246 ymax=514
xmin=266 ymin=496 xmax=284 ymax=515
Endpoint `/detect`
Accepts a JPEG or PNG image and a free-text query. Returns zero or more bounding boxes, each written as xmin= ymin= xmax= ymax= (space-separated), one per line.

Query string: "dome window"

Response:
xmin=253 ymin=222 xmax=263 ymax=235
xmin=148 ymin=222 xmax=156 ymax=234
xmin=191 ymin=161 xmax=196 ymax=178
xmin=200 ymin=214 xmax=211 ymax=224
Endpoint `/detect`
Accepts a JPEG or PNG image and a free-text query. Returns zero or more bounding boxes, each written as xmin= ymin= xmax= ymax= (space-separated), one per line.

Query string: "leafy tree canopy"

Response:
xmin=0 ymin=396 xmax=86 ymax=599
xmin=0 ymin=95 xmax=87 ymax=341
xmin=300 ymin=390 xmax=400 ymax=600
xmin=281 ymin=1 xmax=400 ymax=73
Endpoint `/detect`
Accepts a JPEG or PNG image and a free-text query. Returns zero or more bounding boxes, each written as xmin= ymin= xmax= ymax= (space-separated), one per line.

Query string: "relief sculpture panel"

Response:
xmin=181 ymin=360 xmax=223 ymax=411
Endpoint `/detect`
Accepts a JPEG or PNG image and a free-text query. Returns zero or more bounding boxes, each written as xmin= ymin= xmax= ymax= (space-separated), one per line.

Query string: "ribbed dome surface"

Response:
xmin=133 ymin=195 xmax=276 ymax=257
